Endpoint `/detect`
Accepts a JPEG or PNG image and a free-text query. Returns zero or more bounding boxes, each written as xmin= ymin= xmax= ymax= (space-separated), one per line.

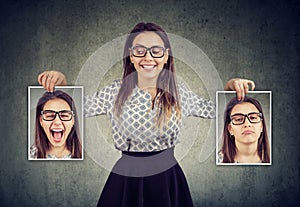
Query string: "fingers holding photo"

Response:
xmin=225 ymin=78 xmax=255 ymax=101
xmin=38 ymin=71 xmax=67 ymax=92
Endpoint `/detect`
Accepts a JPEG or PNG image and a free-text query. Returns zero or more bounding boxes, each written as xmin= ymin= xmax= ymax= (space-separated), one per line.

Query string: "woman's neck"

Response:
xmin=137 ymin=76 xmax=157 ymax=89
xmin=235 ymin=142 xmax=260 ymax=163
xmin=47 ymin=145 xmax=70 ymax=158
xmin=137 ymin=79 xmax=157 ymax=100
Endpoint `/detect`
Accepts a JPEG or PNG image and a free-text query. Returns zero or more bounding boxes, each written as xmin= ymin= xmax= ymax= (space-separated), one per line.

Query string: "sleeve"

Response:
xmin=179 ymin=82 xmax=216 ymax=119
xmin=84 ymin=80 xmax=120 ymax=117
xmin=30 ymin=145 xmax=38 ymax=159
xmin=217 ymin=152 xmax=224 ymax=163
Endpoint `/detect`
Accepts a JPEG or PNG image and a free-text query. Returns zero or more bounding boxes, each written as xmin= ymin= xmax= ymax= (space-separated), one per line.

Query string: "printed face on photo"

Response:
xmin=40 ymin=98 xmax=74 ymax=149
xmin=228 ymin=102 xmax=263 ymax=146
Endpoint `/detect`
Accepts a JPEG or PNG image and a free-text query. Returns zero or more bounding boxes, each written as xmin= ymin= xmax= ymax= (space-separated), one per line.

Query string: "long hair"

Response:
xmin=114 ymin=22 xmax=181 ymax=126
xmin=220 ymin=96 xmax=270 ymax=163
xmin=34 ymin=90 xmax=82 ymax=158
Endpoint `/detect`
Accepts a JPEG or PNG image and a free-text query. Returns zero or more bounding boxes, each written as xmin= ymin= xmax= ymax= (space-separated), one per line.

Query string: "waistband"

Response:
xmin=112 ymin=147 xmax=177 ymax=177
xmin=122 ymin=149 xmax=166 ymax=157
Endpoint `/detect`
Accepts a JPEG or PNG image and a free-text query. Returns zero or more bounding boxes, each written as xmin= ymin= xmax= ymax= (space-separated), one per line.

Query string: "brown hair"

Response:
xmin=220 ymin=96 xmax=270 ymax=163
xmin=114 ymin=22 xmax=181 ymax=126
xmin=34 ymin=90 xmax=82 ymax=158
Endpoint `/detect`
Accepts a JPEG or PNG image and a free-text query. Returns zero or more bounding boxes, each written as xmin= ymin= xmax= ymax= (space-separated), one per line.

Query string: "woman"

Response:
xmin=38 ymin=22 xmax=255 ymax=206
xmin=31 ymin=90 xmax=82 ymax=159
xmin=219 ymin=96 xmax=270 ymax=163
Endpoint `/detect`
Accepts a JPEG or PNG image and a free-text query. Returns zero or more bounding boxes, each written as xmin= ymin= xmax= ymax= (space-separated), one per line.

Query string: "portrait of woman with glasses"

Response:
xmin=218 ymin=96 xmax=270 ymax=164
xmin=37 ymin=22 xmax=256 ymax=206
xmin=30 ymin=90 xmax=82 ymax=159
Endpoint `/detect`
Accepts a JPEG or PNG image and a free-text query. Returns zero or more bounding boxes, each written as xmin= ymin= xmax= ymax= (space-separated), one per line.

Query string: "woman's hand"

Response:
xmin=38 ymin=70 xmax=67 ymax=92
xmin=225 ymin=78 xmax=255 ymax=101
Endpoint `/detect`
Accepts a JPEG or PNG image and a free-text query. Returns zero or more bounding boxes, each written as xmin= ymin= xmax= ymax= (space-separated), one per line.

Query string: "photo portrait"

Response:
xmin=28 ymin=86 xmax=84 ymax=160
xmin=216 ymin=91 xmax=271 ymax=165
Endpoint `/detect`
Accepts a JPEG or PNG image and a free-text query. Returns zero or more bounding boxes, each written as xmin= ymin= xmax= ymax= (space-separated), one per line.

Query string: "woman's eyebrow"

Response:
xmin=230 ymin=113 xmax=244 ymax=116
xmin=133 ymin=43 xmax=164 ymax=47
xmin=231 ymin=112 xmax=260 ymax=116
xmin=42 ymin=109 xmax=71 ymax=112
xmin=133 ymin=43 xmax=144 ymax=46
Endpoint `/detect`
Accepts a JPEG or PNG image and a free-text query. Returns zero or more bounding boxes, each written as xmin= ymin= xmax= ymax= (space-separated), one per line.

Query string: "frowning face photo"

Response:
xmin=216 ymin=91 xmax=271 ymax=165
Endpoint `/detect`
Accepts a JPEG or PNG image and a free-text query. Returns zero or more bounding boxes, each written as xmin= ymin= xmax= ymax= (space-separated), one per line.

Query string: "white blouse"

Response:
xmin=84 ymin=80 xmax=215 ymax=152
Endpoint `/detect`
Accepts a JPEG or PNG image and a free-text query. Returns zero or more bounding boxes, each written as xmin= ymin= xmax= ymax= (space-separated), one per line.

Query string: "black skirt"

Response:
xmin=97 ymin=147 xmax=194 ymax=207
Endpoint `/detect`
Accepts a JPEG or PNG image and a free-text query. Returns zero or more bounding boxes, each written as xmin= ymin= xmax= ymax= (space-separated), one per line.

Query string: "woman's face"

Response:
xmin=40 ymin=98 xmax=74 ymax=149
xmin=130 ymin=31 xmax=169 ymax=83
xmin=228 ymin=102 xmax=263 ymax=146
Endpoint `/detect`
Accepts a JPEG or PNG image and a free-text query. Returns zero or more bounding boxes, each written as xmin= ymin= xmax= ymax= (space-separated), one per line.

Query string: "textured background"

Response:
xmin=1 ymin=0 xmax=299 ymax=206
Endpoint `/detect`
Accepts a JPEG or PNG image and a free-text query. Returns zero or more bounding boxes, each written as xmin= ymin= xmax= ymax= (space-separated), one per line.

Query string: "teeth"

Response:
xmin=142 ymin=65 xmax=155 ymax=69
xmin=51 ymin=129 xmax=63 ymax=132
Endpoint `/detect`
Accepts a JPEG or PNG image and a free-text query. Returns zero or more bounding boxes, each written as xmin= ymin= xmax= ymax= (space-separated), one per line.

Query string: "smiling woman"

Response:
xmin=30 ymin=90 xmax=82 ymax=159
xmin=130 ymin=31 xmax=169 ymax=88
xmin=37 ymin=22 xmax=257 ymax=206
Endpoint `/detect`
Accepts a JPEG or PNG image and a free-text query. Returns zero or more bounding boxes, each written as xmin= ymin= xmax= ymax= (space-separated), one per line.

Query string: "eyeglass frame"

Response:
xmin=130 ymin=45 xmax=167 ymax=58
xmin=41 ymin=110 xmax=74 ymax=121
xmin=230 ymin=112 xmax=263 ymax=125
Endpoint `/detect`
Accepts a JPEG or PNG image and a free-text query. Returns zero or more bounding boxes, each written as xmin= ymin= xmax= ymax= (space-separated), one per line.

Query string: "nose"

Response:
xmin=243 ymin=116 xmax=252 ymax=127
xmin=53 ymin=114 xmax=62 ymax=125
xmin=144 ymin=50 xmax=153 ymax=61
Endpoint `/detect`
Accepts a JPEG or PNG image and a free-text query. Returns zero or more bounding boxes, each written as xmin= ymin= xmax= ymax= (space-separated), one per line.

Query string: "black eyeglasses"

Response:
xmin=230 ymin=112 xmax=263 ymax=125
xmin=131 ymin=45 xmax=166 ymax=58
xmin=41 ymin=110 xmax=74 ymax=121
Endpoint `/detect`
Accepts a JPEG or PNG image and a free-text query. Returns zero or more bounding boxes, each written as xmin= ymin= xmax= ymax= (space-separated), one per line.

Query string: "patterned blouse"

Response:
xmin=84 ymin=80 xmax=215 ymax=152
xmin=30 ymin=145 xmax=72 ymax=159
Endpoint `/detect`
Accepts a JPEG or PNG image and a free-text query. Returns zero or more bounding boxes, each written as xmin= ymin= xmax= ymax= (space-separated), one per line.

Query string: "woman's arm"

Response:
xmin=38 ymin=70 xmax=67 ymax=92
xmin=225 ymin=78 xmax=255 ymax=101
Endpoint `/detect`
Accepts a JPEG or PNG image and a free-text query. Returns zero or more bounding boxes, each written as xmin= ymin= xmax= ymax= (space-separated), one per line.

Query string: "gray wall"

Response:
xmin=1 ymin=0 xmax=299 ymax=206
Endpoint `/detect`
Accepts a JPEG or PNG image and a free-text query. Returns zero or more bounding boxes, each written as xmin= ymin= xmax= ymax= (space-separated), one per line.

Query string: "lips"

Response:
xmin=242 ymin=130 xmax=254 ymax=135
xmin=51 ymin=128 xmax=64 ymax=142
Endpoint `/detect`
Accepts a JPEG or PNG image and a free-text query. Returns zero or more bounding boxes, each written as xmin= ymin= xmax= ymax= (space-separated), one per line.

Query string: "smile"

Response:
xmin=141 ymin=65 xmax=157 ymax=71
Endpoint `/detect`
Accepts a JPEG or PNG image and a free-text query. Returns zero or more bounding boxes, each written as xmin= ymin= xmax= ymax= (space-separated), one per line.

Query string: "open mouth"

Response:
xmin=51 ymin=129 xmax=64 ymax=142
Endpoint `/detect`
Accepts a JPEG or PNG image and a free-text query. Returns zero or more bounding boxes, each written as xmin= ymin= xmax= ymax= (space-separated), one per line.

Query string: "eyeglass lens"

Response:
xmin=231 ymin=113 xmax=262 ymax=125
xmin=42 ymin=110 xmax=73 ymax=121
xmin=132 ymin=46 xmax=165 ymax=58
